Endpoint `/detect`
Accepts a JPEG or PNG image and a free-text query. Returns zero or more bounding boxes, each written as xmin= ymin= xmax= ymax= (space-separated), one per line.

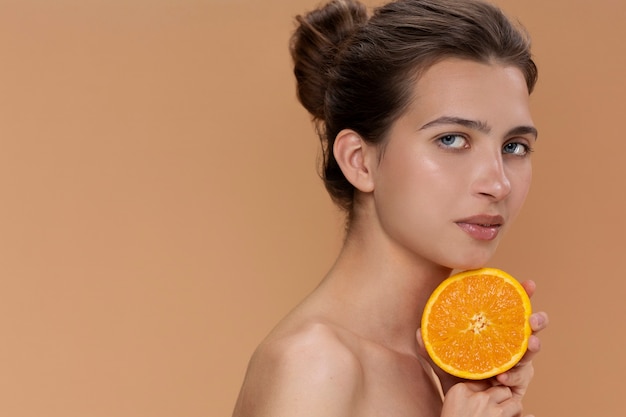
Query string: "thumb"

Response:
xmin=416 ymin=328 xmax=466 ymax=392
xmin=416 ymin=328 xmax=428 ymax=358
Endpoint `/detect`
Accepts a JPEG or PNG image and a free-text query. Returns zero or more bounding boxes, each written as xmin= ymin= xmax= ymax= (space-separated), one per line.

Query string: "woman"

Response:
xmin=233 ymin=0 xmax=549 ymax=416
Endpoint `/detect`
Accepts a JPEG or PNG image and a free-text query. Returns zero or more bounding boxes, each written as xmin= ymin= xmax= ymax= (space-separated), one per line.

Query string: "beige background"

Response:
xmin=0 ymin=0 xmax=623 ymax=416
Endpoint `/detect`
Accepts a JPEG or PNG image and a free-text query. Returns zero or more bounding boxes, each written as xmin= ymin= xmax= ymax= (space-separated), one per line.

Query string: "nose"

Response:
xmin=471 ymin=150 xmax=511 ymax=201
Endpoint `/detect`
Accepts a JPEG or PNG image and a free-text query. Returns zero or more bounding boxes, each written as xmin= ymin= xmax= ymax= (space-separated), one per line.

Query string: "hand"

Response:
xmin=417 ymin=279 xmax=549 ymax=405
xmin=441 ymin=380 xmax=523 ymax=417
xmin=494 ymin=279 xmax=549 ymax=400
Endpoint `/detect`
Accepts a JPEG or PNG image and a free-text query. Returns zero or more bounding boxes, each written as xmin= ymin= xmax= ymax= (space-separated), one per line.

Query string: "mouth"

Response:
xmin=455 ymin=215 xmax=504 ymax=241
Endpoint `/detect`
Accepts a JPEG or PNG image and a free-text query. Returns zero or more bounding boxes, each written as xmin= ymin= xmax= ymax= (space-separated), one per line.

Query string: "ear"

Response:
xmin=333 ymin=129 xmax=376 ymax=193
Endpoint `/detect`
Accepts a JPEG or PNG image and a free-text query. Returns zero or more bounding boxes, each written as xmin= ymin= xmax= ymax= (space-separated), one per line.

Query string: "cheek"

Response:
xmin=376 ymin=153 xmax=462 ymax=220
xmin=508 ymin=166 xmax=533 ymax=215
xmin=385 ymin=153 xmax=455 ymax=194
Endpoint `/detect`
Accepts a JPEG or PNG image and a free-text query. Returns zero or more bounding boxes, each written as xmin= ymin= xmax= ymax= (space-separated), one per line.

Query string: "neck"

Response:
xmin=314 ymin=209 xmax=452 ymax=355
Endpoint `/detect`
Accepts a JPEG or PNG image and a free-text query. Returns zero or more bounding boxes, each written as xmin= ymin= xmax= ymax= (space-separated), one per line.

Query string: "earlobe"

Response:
xmin=333 ymin=129 xmax=375 ymax=193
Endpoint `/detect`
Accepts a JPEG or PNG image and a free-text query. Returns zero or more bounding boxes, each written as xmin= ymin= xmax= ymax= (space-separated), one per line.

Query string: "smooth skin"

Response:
xmin=233 ymin=58 xmax=549 ymax=417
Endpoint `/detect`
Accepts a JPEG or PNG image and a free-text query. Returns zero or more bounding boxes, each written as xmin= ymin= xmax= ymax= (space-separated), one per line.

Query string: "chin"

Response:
xmin=445 ymin=249 xmax=497 ymax=272
xmin=452 ymin=261 xmax=489 ymax=272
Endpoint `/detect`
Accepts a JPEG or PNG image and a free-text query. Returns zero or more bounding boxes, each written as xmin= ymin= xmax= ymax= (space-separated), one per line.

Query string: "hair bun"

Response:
xmin=290 ymin=0 xmax=368 ymax=121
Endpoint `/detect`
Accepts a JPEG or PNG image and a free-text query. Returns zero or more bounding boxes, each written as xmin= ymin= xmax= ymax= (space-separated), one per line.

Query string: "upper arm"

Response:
xmin=233 ymin=323 xmax=362 ymax=417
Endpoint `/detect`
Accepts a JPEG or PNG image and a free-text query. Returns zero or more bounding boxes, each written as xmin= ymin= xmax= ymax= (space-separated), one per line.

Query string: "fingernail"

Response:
xmin=530 ymin=314 xmax=543 ymax=328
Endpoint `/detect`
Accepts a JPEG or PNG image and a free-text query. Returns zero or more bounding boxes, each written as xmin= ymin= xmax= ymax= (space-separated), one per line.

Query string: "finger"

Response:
xmin=499 ymin=397 xmax=523 ymax=417
xmin=516 ymin=313 xmax=547 ymax=365
xmin=464 ymin=380 xmax=493 ymax=393
xmin=520 ymin=279 xmax=536 ymax=298
xmin=512 ymin=334 xmax=541 ymax=368
xmin=529 ymin=311 xmax=549 ymax=333
xmin=526 ymin=333 xmax=542 ymax=354
xmin=518 ymin=317 xmax=545 ymax=361
xmin=485 ymin=385 xmax=513 ymax=403
xmin=496 ymin=361 xmax=534 ymax=388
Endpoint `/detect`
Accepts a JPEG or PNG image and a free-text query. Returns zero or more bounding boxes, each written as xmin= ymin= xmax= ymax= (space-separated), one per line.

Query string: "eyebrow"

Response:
xmin=506 ymin=125 xmax=539 ymax=140
xmin=419 ymin=116 xmax=538 ymax=140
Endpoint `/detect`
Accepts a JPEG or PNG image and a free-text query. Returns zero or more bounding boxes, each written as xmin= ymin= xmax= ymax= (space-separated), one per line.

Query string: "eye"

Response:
xmin=438 ymin=134 xmax=468 ymax=150
xmin=503 ymin=142 xmax=533 ymax=156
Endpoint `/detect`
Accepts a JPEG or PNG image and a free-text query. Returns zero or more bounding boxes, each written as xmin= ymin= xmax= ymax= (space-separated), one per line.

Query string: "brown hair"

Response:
xmin=290 ymin=0 xmax=538 ymax=213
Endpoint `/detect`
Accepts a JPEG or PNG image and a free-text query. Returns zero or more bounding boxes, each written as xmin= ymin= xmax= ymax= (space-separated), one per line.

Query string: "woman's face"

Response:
xmin=370 ymin=58 xmax=536 ymax=270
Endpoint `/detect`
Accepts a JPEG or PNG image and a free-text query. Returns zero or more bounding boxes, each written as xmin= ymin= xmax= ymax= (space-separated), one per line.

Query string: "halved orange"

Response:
xmin=421 ymin=268 xmax=532 ymax=380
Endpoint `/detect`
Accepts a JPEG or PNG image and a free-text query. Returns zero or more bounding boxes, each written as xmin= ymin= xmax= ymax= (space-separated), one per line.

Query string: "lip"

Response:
xmin=455 ymin=214 xmax=505 ymax=241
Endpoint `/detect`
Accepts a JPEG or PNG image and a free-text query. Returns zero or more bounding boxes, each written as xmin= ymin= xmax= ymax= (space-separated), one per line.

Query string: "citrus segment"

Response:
xmin=421 ymin=268 xmax=532 ymax=380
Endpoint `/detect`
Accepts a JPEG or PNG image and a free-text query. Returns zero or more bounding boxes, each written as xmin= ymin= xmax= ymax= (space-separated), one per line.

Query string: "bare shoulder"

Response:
xmin=233 ymin=320 xmax=362 ymax=417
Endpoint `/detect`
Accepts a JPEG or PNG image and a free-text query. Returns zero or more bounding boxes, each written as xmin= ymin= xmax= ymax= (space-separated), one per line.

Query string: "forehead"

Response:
xmin=405 ymin=58 xmax=533 ymax=129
